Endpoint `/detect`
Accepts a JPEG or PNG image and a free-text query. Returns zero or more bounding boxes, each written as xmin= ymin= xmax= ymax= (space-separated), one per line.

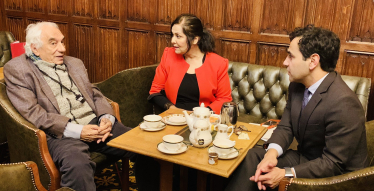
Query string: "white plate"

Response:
xmin=157 ymin=142 xmax=188 ymax=154
xmin=162 ymin=114 xmax=187 ymax=126
xmin=139 ymin=121 xmax=166 ymax=131
xmin=208 ymin=146 xmax=239 ymax=159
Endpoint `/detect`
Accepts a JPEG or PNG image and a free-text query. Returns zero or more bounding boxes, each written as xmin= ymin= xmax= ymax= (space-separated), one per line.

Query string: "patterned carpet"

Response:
xmin=0 ymin=144 xmax=138 ymax=191
xmin=95 ymin=159 xmax=138 ymax=191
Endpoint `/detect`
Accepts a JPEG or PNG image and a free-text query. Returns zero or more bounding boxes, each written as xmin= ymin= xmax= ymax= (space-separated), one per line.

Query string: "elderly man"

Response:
xmin=4 ymin=22 xmax=142 ymax=191
xmin=225 ymin=25 xmax=368 ymax=191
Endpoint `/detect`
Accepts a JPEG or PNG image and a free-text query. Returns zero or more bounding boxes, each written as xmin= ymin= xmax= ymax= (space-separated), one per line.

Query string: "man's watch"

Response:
xmin=284 ymin=167 xmax=294 ymax=178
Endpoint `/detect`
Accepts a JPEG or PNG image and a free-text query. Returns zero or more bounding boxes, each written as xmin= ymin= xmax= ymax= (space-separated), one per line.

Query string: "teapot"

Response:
xmin=183 ymin=103 xmax=212 ymax=132
xmin=189 ymin=119 xmax=212 ymax=148
xmin=214 ymin=124 xmax=234 ymax=141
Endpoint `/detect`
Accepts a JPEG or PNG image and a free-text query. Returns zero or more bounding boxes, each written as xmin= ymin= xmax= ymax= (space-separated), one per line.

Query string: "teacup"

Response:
xmin=143 ymin=114 xmax=162 ymax=129
xmin=213 ymin=139 xmax=236 ymax=156
xmin=163 ymin=135 xmax=184 ymax=151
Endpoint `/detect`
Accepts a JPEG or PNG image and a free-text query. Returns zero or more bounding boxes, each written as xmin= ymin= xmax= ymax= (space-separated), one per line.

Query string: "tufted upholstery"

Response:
xmin=0 ymin=31 xmax=15 ymax=67
xmin=228 ymin=61 xmax=371 ymax=123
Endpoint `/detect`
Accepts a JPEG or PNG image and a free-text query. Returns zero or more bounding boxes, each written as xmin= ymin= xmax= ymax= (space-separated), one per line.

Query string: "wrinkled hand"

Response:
xmin=250 ymin=167 xmax=285 ymax=190
xmin=80 ymin=124 xmax=102 ymax=142
xmin=97 ymin=118 xmax=113 ymax=143
xmin=251 ymin=149 xmax=279 ymax=190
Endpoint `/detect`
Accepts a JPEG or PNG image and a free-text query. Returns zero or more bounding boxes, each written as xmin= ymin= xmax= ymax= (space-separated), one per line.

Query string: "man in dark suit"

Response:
xmin=225 ymin=25 xmax=368 ymax=191
xmin=4 ymin=22 xmax=136 ymax=191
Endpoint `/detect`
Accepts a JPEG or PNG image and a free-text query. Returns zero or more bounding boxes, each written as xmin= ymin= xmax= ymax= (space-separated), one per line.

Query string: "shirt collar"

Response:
xmin=308 ymin=73 xmax=329 ymax=95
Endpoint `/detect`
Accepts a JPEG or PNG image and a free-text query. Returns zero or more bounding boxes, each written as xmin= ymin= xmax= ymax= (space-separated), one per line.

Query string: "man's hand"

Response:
xmin=251 ymin=148 xmax=279 ymax=190
xmin=250 ymin=167 xmax=285 ymax=190
xmin=80 ymin=124 xmax=102 ymax=142
xmin=97 ymin=118 xmax=113 ymax=143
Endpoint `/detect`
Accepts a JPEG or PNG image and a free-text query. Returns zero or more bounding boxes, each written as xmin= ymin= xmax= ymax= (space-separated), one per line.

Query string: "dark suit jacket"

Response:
xmin=4 ymin=54 xmax=114 ymax=138
xmin=268 ymin=71 xmax=368 ymax=178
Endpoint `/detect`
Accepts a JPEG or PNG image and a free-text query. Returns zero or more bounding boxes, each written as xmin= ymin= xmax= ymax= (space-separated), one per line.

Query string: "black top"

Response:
xmin=175 ymin=73 xmax=200 ymax=110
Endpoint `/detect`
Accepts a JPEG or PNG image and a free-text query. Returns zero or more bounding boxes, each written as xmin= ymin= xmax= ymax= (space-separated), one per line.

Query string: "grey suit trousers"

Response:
xmin=224 ymin=148 xmax=309 ymax=191
xmin=47 ymin=117 xmax=135 ymax=191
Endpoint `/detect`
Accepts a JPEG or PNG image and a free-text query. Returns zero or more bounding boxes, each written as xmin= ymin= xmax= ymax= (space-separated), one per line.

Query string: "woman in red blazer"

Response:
xmin=149 ymin=14 xmax=232 ymax=114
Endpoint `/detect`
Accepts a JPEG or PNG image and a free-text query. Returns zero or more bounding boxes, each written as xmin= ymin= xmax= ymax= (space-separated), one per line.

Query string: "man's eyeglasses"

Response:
xmin=234 ymin=125 xmax=251 ymax=135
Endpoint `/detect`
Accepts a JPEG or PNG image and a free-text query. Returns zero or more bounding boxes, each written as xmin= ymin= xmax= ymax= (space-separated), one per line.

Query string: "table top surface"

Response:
xmin=107 ymin=108 xmax=267 ymax=178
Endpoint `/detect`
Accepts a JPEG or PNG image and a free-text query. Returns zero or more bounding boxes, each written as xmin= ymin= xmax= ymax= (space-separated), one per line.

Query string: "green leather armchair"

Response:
xmin=0 ymin=161 xmax=74 ymax=191
xmin=278 ymin=119 xmax=374 ymax=191
xmin=0 ymin=80 xmax=129 ymax=191
xmin=94 ymin=64 xmax=157 ymax=128
xmin=0 ymin=31 xmax=15 ymax=67
xmin=0 ymin=31 xmax=15 ymax=158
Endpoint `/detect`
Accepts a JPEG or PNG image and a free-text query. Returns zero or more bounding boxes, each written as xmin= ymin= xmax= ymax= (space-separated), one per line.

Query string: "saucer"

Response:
xmin=208 ymin=146 xmax=239 ymax=159
xmin=139 ymin=121 xmax=166 ymax=131
xmin=157 ymin=142 xmax=188 ymax=154
xmin=162 ymin=114 xmax=187 ymax=126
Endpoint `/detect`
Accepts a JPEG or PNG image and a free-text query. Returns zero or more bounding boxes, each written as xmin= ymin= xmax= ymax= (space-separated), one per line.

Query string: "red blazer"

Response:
xmin=149 ymin=47 xmax=232 ymax=114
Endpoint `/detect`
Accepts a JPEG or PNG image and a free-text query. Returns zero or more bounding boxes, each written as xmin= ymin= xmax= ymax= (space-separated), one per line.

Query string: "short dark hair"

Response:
xmin=289 ymin=24 xmax=340 ymax=72
xmin=171 ymin=14 xmax=215 ymax=53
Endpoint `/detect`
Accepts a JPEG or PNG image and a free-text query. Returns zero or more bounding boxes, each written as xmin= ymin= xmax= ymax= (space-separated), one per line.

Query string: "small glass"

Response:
xmin=208 ymin=152 xmax=219 ymax=165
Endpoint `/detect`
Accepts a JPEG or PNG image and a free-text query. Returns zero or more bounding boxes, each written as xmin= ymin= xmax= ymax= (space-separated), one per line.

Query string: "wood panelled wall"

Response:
xmin=1 ymin=0 xmax=374 ymax=120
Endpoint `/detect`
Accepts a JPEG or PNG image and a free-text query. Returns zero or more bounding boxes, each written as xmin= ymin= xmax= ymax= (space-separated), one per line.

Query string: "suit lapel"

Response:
xmin=65 ymin=60 xmax=95 ymax=110
xmin=28 ymin=59 xmax=61 ymax=112
xmin=298 ymin=72 xmax=337 ymax=145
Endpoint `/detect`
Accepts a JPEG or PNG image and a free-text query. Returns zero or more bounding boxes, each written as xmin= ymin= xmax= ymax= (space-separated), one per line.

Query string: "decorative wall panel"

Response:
xmin=127 ymin=0 xmax=150 ymax=22
xmin=157 ymin=0 xmax=189 ymax=24
xmin=155 ymin=33 xmax=172 ymax=63
xmin=73 ymin=0 xmax=94 ymax=18
xmin=26 ymin=0 xmax=45 ymax=13
xmin=305 ymin=0 xmax=337 ymax=30
xmin=220 ymin=39 xmax=250 ymax=63
xmin=4 ymin=0 xmax=22 ymax=11
xmin=49 ymin=0 xmax=69 ymax=15
xmin=257 ymin=43 xmax=288 ymax=67
xmin=6 ymin=17 xmax=24 ymax=41
xmin=349 ymin=0 xmax=374 ymax=42
xmin=72 ymin=24 xmax=95 ymax=79
xmin=55 ymin=22 xmax=69 ymax=55
xmin=342 ymin=51 xmax=374 ymax=120
xmin=98 ymin=0 xmax=120 ymax=20
xmin=96 ymin=27 xmax=120 ymax=82
xmin=127 ymin=30 xmax=152 ymax=68
xmin=260 ymin=0 xmax=298 ymax=34
xmin=191 ymin=0 xmax=216 ymax=29
xmin=223 ymin=0 xmax=253 ymax=32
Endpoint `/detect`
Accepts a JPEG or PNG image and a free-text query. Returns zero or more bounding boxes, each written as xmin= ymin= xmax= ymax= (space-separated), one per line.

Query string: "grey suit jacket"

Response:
xmin=4 ymin=54 xmax=114 ymax=138
xmin=268 ymin=71 xmax=368 ymax=178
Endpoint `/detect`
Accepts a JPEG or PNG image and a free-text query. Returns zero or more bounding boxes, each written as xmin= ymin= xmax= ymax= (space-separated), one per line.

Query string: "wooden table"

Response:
xmin=108 ymin=108 xmax=267 ymax=191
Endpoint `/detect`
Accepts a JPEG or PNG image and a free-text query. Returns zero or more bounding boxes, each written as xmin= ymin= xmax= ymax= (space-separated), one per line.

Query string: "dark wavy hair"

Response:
xmin=171 ymin=14 xmax=215 ymax=53
xmin=289 ymin=24 xmax=340 ymax=72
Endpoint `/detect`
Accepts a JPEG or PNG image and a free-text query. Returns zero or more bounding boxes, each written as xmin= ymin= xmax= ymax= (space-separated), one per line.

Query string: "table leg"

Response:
xmin=157 ymin=160 xmax=173 ymax=191
xmin=179 ymin=166 xmax=188 ymax=191
xmin=197 ymin=171 xmax=208 ymax=191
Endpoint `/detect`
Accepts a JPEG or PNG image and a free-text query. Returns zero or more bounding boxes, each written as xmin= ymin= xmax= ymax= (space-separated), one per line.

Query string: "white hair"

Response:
xmin=24 ymin=22 xmax=59 ymax=56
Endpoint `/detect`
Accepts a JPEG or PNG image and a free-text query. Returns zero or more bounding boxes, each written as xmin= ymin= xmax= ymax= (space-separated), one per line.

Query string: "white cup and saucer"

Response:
xmin=140 ymin=114 xmax=166 ymax=131
xmin=208 ymin=139 xmax=239 ymax=159
xmin=157 ymin=135 xmax=188 ymax=154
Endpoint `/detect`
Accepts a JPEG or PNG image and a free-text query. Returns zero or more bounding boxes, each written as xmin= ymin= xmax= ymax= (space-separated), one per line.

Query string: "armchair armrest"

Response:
xmin=105 ymin=97 xmax=121 ymax=123
xmin=278 ymin=166 xmax=374 ymax=191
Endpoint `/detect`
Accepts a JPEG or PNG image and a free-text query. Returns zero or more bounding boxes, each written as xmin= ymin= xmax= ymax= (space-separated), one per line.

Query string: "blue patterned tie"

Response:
xmin=302 ymin=88 xmax=310 ymax=110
